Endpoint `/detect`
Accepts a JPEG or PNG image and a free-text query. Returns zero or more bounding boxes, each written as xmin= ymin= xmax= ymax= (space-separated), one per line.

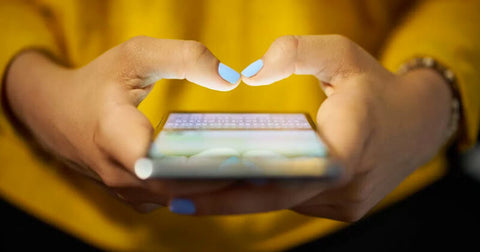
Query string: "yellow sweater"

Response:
xmin=1 ymin=0 xmax=479 ymax=251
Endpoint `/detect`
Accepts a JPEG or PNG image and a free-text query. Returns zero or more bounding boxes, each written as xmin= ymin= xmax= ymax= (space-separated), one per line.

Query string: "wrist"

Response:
xmin=5 ymin=50 xmax=69 ymax=128
xmin=399 ymin=68 xmax=455 ymax=147
xmin=397 ymin=56 xmax=461 ymax=147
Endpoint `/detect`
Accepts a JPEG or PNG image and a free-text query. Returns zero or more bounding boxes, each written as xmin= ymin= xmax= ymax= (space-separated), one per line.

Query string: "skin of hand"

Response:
xmin=4 ymin=36 xmax=241 ymax=212
xmin=171 ymin=35 xmax=453 ymax=221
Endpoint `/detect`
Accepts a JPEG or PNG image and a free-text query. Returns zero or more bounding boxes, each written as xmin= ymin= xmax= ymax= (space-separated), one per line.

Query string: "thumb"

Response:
xmin=94 ymin=103 xmax=153 ymax=171
xmin=93 ymin=37 xmax=243 ymax=171
xmin=316 ymin=91 xmax=372 ymax=178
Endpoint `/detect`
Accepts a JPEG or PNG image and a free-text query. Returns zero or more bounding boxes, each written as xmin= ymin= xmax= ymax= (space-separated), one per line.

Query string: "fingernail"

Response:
xmin=218 ymin=62 xmax=240 ymax=84
xmin=241 ymin=59 xmax=263 ymax=78
xmin=134 ymin=158 xmax=153 ymax=180
xmin=137 ymin=203 xmax=162 ymax=213
xmin=169 ymin=198 xmax=196 ymax=215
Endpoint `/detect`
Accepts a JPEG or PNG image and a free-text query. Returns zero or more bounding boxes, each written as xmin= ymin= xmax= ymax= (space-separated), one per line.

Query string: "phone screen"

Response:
xmin=135 ymin=112 xmax=340 ymax=180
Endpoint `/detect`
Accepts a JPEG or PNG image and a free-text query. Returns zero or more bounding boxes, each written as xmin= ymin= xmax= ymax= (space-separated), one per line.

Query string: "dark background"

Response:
xmin=1 ymin=145 xmax=480 ymax=251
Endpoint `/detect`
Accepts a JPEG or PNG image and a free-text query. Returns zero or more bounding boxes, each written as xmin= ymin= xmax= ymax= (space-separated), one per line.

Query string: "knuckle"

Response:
xmin=345 ymin=177 xmax=373 ymax=205
xmin=183 ymin=40 xmax=210 ymax=64
xmin=180 ymin=40 xmax=210 ymax=78
xmin=100 ymin=170 xmax=136 ymax=189
xmin=335 ymin=183 xmax=373 ymax=222
xmin=183 ymin=40 xmax=208 ymax=57
xmin=137 ymin=115 xmax=154 ymax=136
xmin=122 ymin=36 xmax=150 ymax=50
xmin=326 ymin=34 xmax=363 ymax=80
xmin=337 ymin=206 xmax=368 ymax=222
xmin=350 ymin=185 xmax=372 ymax=204
xmin=274 ymin=35 xmax=299 ymax=47
xmin=116 ymin=36 xmax=152 ymax=81
xmin=348 ymin=190 xmax=370 ymax=206
xmin=94 ymin=160 xmax=129 ymax=189
xmin=119 ymin=35 xmax=150 ymax=60
xmin=101 ymin=173 xmax=123 ymax=188
xmin=328 ymin=34 xmax=358 ymax=58
xmin=273 ymin=35 xmax=299 ymax=53
xmin=343 ymin=209 xmax=366 ymax=222
xmin=93 ymin=115 xmax=113 ymax=148
xmin=328 ymin=34 xmax=353 ymax=47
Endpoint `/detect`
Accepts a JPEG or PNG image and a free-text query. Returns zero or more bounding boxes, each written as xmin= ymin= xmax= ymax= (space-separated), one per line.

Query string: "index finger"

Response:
xmin=241 ymin=35 xmax=379 ymax=92
xmin=113 ymin=36 xmax=241 ymax=91
xmin=167 ymin=180 xmax=329 ymax=215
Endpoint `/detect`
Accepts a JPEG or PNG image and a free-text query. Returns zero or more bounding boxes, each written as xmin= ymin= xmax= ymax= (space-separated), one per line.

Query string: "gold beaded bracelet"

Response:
xmin=397 ymin=56 xmax=461 ymax=145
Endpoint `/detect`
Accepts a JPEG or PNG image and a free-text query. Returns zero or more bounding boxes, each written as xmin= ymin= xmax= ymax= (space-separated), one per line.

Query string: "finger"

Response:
xmin=96 ymin=154 xmax=235 ymax=207
xmin=291 ymin=204 xmax=355 ymax=222
xmin=94 ymin=153 xmax=149 ymax=188
xmin=113 ymin=187 xmax=168 ymax=206
xmin=243 ymin=35 xmax=374 ymax=177
xmin=168 ymin=181 xmax=328 ymax=215
xmin=111 ymin=188 xmax=165 ymax=214
xmin=242 ymin=35 xmax=377 ymax=91
xmin=153 ymin=179 xmax=237 ymax=197
xmin=291 ymin=190 xmax=375 ymax=222
xmin=94 ymin=106 xmax=237 ymax=195
xmin=100 ymin=177 xmax=164 ymax=213
xmin=294 ymin=159 xmax=417 ymax=222
xmin=114 ymin=36 xmax=240 ymax=92
xmin=110 ymin=178 xmax=236 ymax=207
xmin=93 ymin=155 xmax=167 ymax=212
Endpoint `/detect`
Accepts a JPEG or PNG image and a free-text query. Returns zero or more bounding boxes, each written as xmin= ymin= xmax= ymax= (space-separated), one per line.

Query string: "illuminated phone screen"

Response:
xmin=136 ymin=113 xmax=338 ymax=180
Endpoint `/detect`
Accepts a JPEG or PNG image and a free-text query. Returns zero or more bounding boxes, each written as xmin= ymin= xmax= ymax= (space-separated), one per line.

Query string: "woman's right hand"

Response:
xmin=4 ymin=36 xmax=240 ymax=211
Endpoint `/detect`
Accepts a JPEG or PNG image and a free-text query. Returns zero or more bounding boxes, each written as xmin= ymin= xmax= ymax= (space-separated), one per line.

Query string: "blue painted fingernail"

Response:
xmin=241 ymin=59 xmax=263 ymax=78
xmin=169 ymin=198 xmax=196 ymax=215
xmin=218 ymin=63 xmax=240 ymax=84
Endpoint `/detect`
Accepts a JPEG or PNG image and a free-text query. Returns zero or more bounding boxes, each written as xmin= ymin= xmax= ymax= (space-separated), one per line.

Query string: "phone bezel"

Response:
xmin=143 ymin=111 xmax=339 ymax=181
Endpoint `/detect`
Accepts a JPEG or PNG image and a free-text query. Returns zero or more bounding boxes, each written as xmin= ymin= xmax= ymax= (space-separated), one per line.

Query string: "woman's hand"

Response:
xmin=5 ymin=36 xmax=240 ymax=211
xmin=170 ymin=35 xmax=453 ymax=221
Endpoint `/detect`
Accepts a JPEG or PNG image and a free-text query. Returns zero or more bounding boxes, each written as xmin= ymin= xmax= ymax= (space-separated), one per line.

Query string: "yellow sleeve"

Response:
xmin=0 ymin=1 xmax=60 ymax=101
xmin=381 ymin=0 xmax=480 ymax=150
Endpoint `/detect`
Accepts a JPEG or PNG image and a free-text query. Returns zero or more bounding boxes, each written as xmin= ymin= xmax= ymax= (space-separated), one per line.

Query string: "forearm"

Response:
xmin=397 ymin=68 xmax=453 ymax=150
xmin=5 ymin=51 xmax=70 ymax=133
xmin=0 ymin=1 xmax=60 ymax=102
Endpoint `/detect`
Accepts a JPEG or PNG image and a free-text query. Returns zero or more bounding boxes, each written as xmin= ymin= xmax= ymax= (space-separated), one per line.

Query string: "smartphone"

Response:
xmin=135 ymin=112 xmax=341 ymax=180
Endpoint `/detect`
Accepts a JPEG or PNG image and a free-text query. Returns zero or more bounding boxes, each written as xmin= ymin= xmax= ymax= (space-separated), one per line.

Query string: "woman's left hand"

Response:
xmin=169 ymin=35 xmax=453 ymax=221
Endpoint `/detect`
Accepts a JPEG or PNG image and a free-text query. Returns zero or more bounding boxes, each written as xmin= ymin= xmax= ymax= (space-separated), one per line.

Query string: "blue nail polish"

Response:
xmin=241 ymin=59 xmax=264 ymax=78
xmin=169 ymin=198 xmax=196 ymax=215
xmin=218 ymin=63 xmax=240 ymax=84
